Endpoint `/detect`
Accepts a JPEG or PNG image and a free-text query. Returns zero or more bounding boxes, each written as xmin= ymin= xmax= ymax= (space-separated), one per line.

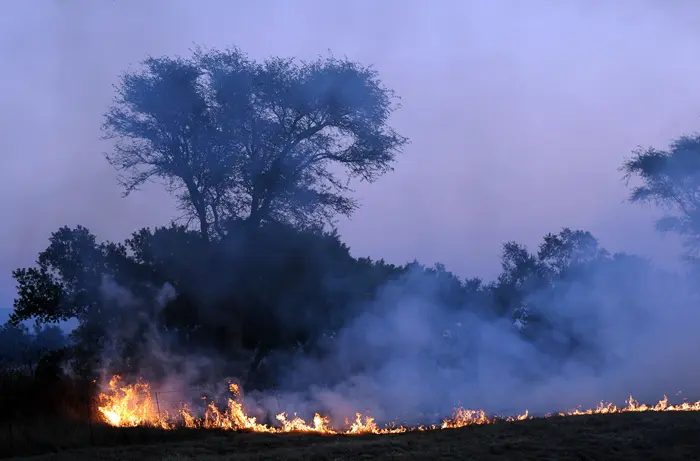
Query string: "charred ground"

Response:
xmin=6 ymin=411 xmax=700 ymax=460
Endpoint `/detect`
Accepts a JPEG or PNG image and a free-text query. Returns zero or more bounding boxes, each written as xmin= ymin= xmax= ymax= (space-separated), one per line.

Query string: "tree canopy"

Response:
xmin=103 ymin=48 xmax=407 ymax=237
xmin=621 ymin=134 xmax=700 ymax=255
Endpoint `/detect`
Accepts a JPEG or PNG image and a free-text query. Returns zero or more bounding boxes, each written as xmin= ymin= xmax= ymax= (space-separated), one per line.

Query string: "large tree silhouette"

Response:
xmin=103 ymin=47 xmax=407 ymax=237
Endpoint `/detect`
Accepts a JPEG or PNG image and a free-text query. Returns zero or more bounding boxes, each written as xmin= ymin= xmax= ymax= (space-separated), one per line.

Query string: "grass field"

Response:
xmin=7 ymin=411 xmax=700 ymax=460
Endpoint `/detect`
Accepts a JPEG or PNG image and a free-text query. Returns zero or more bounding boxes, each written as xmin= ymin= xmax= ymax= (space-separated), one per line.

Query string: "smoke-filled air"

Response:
xmin=3 ymin=2 xmax=700 ymax=459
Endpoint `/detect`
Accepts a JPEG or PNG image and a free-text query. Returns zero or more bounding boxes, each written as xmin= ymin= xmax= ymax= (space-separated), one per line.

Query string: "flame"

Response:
xmin=96 ymin=375 xmax=700 ymax=435
xmin=97 ymin=375 xmax=172 ymax=429
xmin=555 ymin=395 xmax=700 ymax=416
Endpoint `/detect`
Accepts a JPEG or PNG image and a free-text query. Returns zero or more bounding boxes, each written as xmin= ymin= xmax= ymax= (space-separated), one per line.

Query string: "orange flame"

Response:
xmin=96 ymin=375 xmax=700 ymax=435
xmin=97 ymin=375 xmax=172 ymax=429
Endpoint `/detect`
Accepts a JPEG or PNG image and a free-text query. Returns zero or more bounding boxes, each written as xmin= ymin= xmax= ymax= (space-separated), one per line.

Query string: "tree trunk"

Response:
xmin=198 ymin=213 xmax=210 ymax=240
xmin=184 ymin=179 xmax=210 ymax=239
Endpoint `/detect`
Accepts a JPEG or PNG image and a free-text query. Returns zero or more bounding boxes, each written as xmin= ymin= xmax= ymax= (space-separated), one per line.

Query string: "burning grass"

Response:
xmin=96 ymin=375 xmax=700 ymax=434
xmin=7 ymin=374 xmax=700 ymax=459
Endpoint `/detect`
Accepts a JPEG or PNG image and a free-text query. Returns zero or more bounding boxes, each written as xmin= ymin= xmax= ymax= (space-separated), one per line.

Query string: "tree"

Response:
xmin=537 ymin=228 xmax=608 ymax=279
xmin=103 ymin=47 xmax=407 ymax=237
xmin=489 ymin=229 xmax=610 ymax=344
xmin=11 ymin=226 xmax=135 ymax=325
xmin=0 ymin=322 xmax=67 ymax=374
xmin=11 ymin=226 xmax=102 ymax=324
xmin=621 ymin=134 xmax=700 ymax=256
xmin=0 ymin=322 xmax=32 ymax=371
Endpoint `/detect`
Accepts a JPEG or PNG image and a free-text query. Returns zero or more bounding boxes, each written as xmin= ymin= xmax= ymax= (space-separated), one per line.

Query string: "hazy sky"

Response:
xmin=2 ymin=0 xmax=700 ymax=317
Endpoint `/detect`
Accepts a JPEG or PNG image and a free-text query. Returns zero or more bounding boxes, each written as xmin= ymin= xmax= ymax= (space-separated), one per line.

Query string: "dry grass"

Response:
xmin=8 ymin=411 xmax=700 ymax=460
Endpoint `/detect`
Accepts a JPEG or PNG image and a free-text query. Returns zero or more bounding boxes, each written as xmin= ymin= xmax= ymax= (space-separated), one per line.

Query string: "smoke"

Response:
xmin=95 ymin=277 xmax=242 ymax=411
xmin=247 ymin=259 xmax=700 ymax=426
xmin=89 ymin=230 xmax=700 ymax=430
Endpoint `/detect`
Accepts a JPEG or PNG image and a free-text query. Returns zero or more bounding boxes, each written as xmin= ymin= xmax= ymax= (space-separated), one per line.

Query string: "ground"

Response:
xmin=9 ymin=411 xmax=700 ymax=460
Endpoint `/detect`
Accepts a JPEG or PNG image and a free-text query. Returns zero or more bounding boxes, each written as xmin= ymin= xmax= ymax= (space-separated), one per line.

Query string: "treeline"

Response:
xmin=2 ymin=44 xmax=700 ymax=430
xmin=0 ymin=223 xmax=663 ymax=410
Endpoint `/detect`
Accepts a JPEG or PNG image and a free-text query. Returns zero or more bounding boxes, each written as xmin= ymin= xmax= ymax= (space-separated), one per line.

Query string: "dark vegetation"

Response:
xmin=3 ymin=45 xmax=700 ymax=459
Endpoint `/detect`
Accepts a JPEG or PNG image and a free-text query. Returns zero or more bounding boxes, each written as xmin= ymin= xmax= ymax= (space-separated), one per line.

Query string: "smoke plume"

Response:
xmin=96 ymin=246 xmax=700 ymax=428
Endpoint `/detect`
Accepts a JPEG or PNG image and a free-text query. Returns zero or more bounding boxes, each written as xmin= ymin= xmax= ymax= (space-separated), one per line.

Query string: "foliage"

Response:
xmin=621 ymin=134 xmax=700 ymax=255
xmin=103 ymin=47 xmax=407 ymax=236
xmin=8 ymin=223 xmax=659 ymax=386
xmin=0 ymin=322 xmax=68 ymax=372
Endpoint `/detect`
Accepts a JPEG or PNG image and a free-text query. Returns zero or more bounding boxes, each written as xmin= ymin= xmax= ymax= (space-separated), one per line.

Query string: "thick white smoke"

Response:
xmin=94 ymin=253 xmax=700 ymax=428
xmin=257 ymin=262 xmax=700 ymax=426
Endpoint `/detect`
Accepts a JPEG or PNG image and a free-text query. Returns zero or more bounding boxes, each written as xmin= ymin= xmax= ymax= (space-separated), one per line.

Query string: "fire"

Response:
xmin=556 ymin=395 xmax=700 ymax=416
xmin=96 ymin=375 xmax=700 ymax=435
xmin=97 ymin=375 xmax=172 ymax=430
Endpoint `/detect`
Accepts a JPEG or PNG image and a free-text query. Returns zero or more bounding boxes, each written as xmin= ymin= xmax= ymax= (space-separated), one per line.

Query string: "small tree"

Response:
xmin=0 ymin=322 xmax=67 ymax=375
xmin=537 ymin=228 xmax=608 ymax=279
xmin=10 ymin=226 xmax=132 ymax=325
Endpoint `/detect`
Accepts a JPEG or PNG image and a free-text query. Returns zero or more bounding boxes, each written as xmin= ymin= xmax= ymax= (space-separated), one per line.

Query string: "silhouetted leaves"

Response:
xmin=103 ymin=47 xmax=408 ymax=236
xmin=621 ymin=134 xmax=700 ymax=255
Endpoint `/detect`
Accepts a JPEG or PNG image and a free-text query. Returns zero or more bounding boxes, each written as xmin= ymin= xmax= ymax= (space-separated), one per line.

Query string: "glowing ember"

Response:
xmin=96 ymin=375 xmax=700 ymax=435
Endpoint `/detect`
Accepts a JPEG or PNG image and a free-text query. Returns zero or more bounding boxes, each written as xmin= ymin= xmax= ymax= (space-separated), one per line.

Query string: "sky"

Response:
xmin=2 ymin=0 xmax=700 ymax=321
